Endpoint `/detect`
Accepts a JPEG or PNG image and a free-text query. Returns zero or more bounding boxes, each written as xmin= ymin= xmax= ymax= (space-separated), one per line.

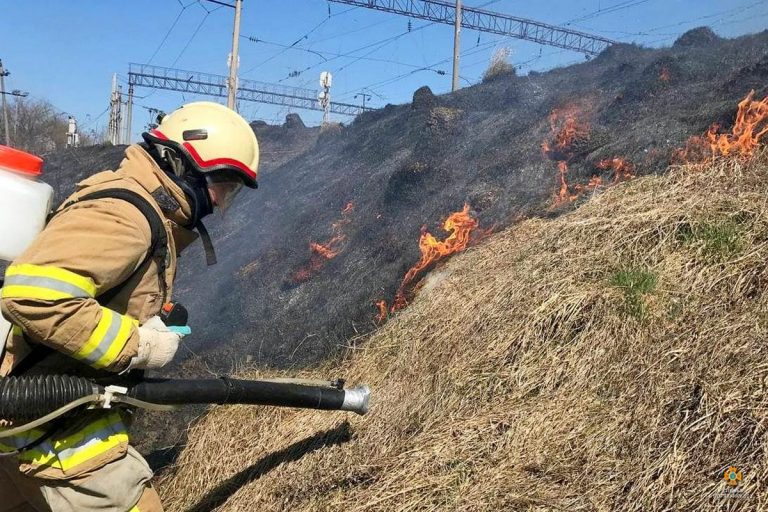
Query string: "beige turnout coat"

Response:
xmin=0 ymin=144 xmax=196 ymax=479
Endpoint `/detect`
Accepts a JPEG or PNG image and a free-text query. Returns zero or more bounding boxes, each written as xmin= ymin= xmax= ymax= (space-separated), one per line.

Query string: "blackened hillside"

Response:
xmin=43 ymin=27 xmax=768 ymax=371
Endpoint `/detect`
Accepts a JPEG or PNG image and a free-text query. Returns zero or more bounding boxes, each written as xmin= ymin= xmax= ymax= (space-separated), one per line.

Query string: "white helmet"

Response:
xmin=143 ymin=102 xmax=259 ymax=210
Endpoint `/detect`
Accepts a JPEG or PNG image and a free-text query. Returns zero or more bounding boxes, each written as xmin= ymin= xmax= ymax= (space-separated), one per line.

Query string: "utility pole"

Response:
xmin=107 ymin=74 xmax=123 ymax=145
xmin=124 ymin=84 xmax=134 ymax=144
xmin=226 ymin=0 xmax=243 ymax=111
xmin=452 ymin=0 xmax=462 ymax=92
xmin=0 ymin=60 xmax=10 ymax=146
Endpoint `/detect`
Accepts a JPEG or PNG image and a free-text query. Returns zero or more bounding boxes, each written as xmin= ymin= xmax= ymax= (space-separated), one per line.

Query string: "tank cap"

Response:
xmin=0 ymin=145 xmax=44 ymax=177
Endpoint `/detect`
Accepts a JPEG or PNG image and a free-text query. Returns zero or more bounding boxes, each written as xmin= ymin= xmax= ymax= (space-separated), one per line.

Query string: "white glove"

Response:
xmin=129 ymin=316 xmax=182 ymax=370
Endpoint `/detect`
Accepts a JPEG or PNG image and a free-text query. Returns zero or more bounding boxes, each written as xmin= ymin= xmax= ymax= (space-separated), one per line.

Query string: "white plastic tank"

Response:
xmin=0 ymin=145 xmax=53 ymax=262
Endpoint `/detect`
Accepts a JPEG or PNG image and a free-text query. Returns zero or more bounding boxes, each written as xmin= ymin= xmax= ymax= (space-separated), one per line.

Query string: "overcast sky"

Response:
xmin=1 ymin=0 xmax=766 ymax=139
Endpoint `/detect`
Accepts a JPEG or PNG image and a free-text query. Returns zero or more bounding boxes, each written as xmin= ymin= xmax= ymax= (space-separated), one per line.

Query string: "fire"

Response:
xmin=707 ymin=91 xmax=768 ymax=157
xmin=574 ymin=175 xmax=603 ymax=194
xmin=381 ymin=204 xmax=479 ymax=314
xmin=375 ymin=300 xmax=388 ymax=324
xmin=596 ymin=157 xmax=636 ymax=183
xmin=659 ymin=66 xmax=670 ymax=82
xmin=543 ymin=105 xmax=595 ymax=206
xmin=675 ymin=90 xmax=768 ymax=163
xmin=292 ymin=202 xmax=355 ymax=283
xmin=541 ymin=105 xmax=590 ymax=161
xmin=553 ymin=161 xmax=576 ymax=205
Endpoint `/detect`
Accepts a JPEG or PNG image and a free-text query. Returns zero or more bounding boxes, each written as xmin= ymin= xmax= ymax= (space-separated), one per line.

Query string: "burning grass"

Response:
xmin=378 ymin=204 xmax=481 ymax=315
xmin=292 ymin=202 xmax=355 ymax=283
xmin=675 ymin=90 xmax=768 ymax=164
xmin=158 ymin=151 xmax=768 ymax=511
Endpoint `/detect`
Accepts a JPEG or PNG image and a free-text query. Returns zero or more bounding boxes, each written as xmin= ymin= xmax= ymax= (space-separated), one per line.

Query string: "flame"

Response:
xmin=659 ymin=66 xmax=671 ymax=82
xmin=542 ymin=105 xmax=590 ymax=161
xmin=574 ymin=175 xmax=603 ymax=194
xmin=543 ymin=105 xmax=595 ymax=206
xmin=389 ymin=204 xmax=480 ymax=313
xmin=292 ymin=202 xmax=355 ymax=283
xmin=707 ymin=91 xmax=768 ymax=157
xmin=375 ymin=300 xmax=388 ymax=324
xmin=675 ymin=90 xmax=768 ymax=163
xmin=553 ymin=161 xmax=576 ymax=205
xmin=596 ymin=157 xmax=636 ymax=183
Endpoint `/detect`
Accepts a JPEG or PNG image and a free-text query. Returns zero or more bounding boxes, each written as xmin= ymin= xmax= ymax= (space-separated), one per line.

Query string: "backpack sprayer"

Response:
xmin=0 ymin=147 xmax=371 ymax=439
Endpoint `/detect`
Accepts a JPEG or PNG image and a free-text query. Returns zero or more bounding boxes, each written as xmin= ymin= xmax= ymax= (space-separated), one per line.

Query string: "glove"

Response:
xmin=128 ymin=316 xmax=183 ymax=370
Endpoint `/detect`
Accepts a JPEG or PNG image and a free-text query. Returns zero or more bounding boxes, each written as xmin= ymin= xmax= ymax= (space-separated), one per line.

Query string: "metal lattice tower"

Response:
xmin=326 ymin=0 xmax=617 ymax=55
xmin=128 ymin=63 xmax=372 ymax=117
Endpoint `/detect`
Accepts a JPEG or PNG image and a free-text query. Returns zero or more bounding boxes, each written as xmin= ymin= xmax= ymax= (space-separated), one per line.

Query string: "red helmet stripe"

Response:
xmin=182 ymin=141 xmax=257 ymax=181
xmin=151 ymin=129 xmax=256 ymax=181
xmin=151 ymin=129 xmax=170 ymax=140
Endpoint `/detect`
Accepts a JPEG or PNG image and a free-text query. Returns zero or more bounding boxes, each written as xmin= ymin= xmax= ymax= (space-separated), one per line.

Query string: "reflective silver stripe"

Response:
xmin=3 ymin=275 xmax=93 ymax=298
xmin=80 ymin=311 xmax=122 ymax=365
xmin=54 ymin=424 xmax=122 ymax=462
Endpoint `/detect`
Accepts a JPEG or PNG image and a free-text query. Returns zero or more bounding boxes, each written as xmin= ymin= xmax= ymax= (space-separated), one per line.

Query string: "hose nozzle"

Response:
xmin=340 ymin=385 xmax=371 ymax=415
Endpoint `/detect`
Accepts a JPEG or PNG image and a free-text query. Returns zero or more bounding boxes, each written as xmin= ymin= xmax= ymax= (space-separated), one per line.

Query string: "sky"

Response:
xmin=1 ymin=0 xmax=767 ymax=141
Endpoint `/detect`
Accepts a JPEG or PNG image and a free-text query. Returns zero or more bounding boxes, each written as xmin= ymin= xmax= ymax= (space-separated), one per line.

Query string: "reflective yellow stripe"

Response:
xmin=18 ymin=412 xmax=128 ymax=472
xmin=2 ymin=285 xmax=76 ymax=301
xmin=2 ymin=264 xmax=96 ymax=300
xmin=0 ymin=427 xmax=48 ymax=453
xmin=129 ymin=507 xmax=140 ymax=512
xmin=74 ymin=308 xmax=137 ymax=369
xmin=11 ymin=325 xmax=22 ymax=336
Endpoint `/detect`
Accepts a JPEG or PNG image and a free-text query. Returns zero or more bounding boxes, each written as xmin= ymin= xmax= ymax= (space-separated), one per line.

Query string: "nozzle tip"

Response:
xmin=341 ymin=385 xmax=371 ymax=415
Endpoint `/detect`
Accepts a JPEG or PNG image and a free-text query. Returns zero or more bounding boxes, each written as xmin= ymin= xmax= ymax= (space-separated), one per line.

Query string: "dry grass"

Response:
xmin=158 ymin=152 xmax=768 ymax=511
xmin=482 ymin=47 xmax=515 ymax=82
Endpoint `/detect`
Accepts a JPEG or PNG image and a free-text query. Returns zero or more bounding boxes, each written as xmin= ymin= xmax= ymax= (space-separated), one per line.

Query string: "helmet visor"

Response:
xmin=206 ymin=174 xmax=244 ymax=212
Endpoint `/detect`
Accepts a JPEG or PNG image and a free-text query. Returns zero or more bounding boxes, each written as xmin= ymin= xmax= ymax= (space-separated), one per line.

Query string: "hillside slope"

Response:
xmin=41 ymin=28 xmax=768 ymax=371
xmin=157 ymin=151 xmax=768 ymax=511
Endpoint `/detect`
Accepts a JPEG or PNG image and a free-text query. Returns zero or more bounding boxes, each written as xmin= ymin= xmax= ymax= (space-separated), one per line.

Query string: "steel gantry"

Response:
xmin=127 ymin=63 xmax=372 ymax=116
xmin=326 ymin=0 xmax=617 ymax=55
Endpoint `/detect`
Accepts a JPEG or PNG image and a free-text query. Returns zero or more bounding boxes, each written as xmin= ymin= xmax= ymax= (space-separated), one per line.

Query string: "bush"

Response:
xmin=482 ymin=47 xmax=515 ymax=82
xmin=0 ymin=97 xmax=67 ymax=153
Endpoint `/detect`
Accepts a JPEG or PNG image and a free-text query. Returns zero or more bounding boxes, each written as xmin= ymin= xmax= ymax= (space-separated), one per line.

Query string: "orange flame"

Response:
xmin=542 ymin=105 xmax=590 ymax=161
xmin=292 ymin=202 xmax=355 ymax=283
xmin=596 ymin=157 xmax=636 ymax=183
xmin=375 ymin=300 xmax=388 ymax=324
xmin=389 ymin=204 xmax=480 ymax=312
xmin=675 ymin=91 xmax=768 ymax=163
xmin=659 ymin=66 xmax=671 ymax=82
xmin=553 ymin=161 xmax=576 ymax=205
xmin=543 ymin=105 xmax=596 ymax=206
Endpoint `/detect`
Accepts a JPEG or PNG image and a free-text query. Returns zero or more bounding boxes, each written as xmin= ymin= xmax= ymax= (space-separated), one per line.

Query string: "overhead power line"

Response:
xmin=147 ymin=1 xmax=192 ymax=64
xmin=562 ymin=0 xmax=655 ymax=26
xmin=243 ymin=35 xmax=446 ymax=75
xmin=325 ymin=0 xmax=617 ymax=55
xmin=242 ymin=5 xmax=359 ymax=75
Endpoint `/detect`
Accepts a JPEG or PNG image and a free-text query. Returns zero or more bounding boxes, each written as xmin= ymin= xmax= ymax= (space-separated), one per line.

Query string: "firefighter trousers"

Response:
xmin=0 ymin=447 xmax=162 ymax=512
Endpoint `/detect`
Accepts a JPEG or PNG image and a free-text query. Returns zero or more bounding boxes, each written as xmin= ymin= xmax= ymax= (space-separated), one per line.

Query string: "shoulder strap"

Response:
xmin=9 ymin=190 xmax=170 ymax=377
xmin=56 ymin=188 xmax=169 ymax=303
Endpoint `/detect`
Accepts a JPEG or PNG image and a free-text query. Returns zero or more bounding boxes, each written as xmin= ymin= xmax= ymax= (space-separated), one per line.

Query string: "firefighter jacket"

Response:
xmin=0 ymin=144 xmax=197 ymax=480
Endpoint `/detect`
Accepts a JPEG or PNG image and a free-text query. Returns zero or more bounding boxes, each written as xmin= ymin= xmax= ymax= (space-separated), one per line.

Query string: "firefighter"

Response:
xmin=0 ymin=102 xmax=259 ymax=512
